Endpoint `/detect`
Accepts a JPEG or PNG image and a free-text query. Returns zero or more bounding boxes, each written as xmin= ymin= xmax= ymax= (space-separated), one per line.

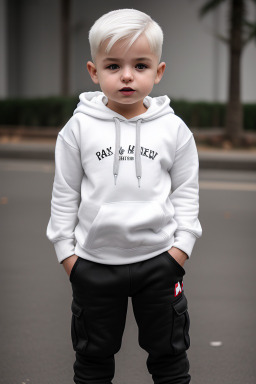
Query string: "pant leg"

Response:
xmin=131 ymin=252 xmax=190 ymax=384
xmin=70 ymin=257 xmax=129 ymax=384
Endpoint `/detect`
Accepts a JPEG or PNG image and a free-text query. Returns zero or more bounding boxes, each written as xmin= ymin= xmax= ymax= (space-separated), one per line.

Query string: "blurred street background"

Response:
xmin=0 ymin=0 xmax=256 ymax=383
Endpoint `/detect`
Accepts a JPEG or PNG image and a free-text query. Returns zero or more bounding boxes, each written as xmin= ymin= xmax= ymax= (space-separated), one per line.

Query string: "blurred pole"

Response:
xmin=60 ymin=0 xmax=71 ymax=95
xmin=213 ymin=6 xmax=220 ymax=102
xmin=225 ymin=0 xmax=244 ymax=143
xmin=0 ymin=0 xmax=7 ymax=97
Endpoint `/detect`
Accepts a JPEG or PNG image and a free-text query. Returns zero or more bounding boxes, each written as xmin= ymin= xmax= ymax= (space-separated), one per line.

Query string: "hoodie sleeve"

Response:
xmin=169 ymin=121 xmax=202 ymax=257
xmin=46 ymin=119 xmax=84 ymax=263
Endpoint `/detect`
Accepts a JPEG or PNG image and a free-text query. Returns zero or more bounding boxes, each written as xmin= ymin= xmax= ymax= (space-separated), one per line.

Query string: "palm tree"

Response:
xmin=200 ymin=0 xmax=256 ymax=145
xmin=60 ymin=0 xmax=71 ymax=95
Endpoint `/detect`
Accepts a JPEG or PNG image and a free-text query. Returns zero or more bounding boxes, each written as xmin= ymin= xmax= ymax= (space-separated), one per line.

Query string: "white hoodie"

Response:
xmin=47 ymin=92 xmax=202 ymax=264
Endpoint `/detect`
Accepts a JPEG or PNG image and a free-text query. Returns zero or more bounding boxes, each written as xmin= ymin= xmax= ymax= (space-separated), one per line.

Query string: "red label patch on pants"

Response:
xmin=174 ymin=281 xmax=183 ymax=297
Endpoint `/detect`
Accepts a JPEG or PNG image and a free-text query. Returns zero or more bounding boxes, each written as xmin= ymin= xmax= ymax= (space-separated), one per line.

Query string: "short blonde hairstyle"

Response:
xmin=89 ymin=9 xmax=164 ymax=62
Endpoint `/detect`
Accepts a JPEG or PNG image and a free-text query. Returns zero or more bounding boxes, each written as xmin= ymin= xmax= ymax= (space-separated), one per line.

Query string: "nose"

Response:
xmin=121 ymin=67 xmax=133 ymax=83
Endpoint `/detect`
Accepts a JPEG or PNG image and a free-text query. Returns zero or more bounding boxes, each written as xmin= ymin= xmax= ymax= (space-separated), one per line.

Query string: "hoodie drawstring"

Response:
xmin=135 ymin=119 xmax=142 ymax=187
xmin=113 ymin=117 xmax=142 ymax=188
xmin=113 ymin=117 xmax=120 ymax=186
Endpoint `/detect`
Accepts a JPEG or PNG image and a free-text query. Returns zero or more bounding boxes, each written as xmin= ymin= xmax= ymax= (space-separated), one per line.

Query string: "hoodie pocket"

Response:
xmin=84 ymin=201 xmax=169 ymax=251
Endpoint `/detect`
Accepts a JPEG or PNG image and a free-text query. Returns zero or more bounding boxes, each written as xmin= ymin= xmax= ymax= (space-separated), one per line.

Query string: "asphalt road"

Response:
xmin=0 ymin=159 xmax=256 ymax=384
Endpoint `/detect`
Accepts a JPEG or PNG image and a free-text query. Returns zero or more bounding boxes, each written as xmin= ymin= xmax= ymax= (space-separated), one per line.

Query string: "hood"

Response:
xmin=73 ymin=91 xmax=174 ymax=121
xmin=73 ymin=92 xmax=175 ymax=187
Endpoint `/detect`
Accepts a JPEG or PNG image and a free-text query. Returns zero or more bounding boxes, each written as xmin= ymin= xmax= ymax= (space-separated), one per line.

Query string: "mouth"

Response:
xmin=119 ymin=87 xmax=135 ymax=96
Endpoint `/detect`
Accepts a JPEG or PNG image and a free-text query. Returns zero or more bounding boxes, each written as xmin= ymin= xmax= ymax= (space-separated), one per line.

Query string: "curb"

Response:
xmin=0 ymin=142 xmax=55 ymax=161
xmin=198 ymin=150 xmax=256 ymax=171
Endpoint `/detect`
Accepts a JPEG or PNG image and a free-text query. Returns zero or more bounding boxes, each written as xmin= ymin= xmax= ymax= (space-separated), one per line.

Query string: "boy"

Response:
xmin=47 ymin=8 xmax=202 ymax=384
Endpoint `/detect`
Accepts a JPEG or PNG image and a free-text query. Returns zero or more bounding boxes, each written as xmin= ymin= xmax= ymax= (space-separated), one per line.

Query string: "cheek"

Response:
xmin=99 ymin=75 xmax=116 ymax=91
xmin=139 ymin=74 xmax=156 ymax=91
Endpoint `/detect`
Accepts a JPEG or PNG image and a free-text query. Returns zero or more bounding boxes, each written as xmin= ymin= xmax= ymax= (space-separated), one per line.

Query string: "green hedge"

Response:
xmin=0 ymin=96 xmax=255 ymax=130
xmin=170 ymin=100 xmax=226 ymax=128
xmin=243 ymin=104 xmax=256 ymax=131
xmin=0 ymin=96 xmax=77 ymax=128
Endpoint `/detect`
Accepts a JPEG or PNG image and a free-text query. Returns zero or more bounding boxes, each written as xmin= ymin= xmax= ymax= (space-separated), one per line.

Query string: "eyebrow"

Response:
xmin=136 ymin=57 xmax=153 ymax=61
xmin=102 ymin=58 xmax=120 ymax=62
xmin=102 ymin=57 xmax=153 ymax=62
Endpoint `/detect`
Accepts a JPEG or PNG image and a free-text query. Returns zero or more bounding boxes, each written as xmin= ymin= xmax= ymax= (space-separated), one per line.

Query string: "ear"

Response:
xmin=87 ymin=61 xmax=99 ymax=84
xmin=154 ymin=62 xmax=166 ymax=84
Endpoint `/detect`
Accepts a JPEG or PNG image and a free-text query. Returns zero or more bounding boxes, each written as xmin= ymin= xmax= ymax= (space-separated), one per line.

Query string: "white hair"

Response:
xmin=89 ymin=9 xmax=164 ymax=62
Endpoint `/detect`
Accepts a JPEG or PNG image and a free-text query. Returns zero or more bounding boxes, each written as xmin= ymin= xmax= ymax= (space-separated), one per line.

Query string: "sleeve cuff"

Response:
xmin=54 ymin=238 xmax=76 ymax=263
xmin=172 ymin=230 xmax=197 ymax=258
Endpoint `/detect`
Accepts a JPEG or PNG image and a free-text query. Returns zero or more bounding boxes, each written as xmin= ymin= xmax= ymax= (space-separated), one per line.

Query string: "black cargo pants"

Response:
xmin=70 ymin=251 xmax=190 ymax=384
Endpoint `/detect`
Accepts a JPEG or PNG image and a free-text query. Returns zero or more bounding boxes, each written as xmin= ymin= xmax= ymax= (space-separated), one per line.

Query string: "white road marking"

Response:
xmin=210 ymin=341 xmax=223 ymax=347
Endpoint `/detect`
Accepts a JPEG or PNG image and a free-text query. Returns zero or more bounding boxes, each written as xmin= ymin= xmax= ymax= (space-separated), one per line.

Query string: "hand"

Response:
xmin=167 ymin=247 xmax=188 ymax=268
xmin=62 ymin=254 xmax=78 ymax=277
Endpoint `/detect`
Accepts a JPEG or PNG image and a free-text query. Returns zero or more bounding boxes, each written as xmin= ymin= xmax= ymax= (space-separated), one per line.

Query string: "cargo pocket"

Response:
xmin=171 ymin=294 xmax=190 ymax=354
xmin=71 ymin=300 xmax=88 ymax=354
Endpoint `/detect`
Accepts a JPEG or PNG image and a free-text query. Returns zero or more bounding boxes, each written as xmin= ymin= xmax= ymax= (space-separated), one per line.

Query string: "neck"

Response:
xmin=107 ymin=101 xmax=147 ymax=119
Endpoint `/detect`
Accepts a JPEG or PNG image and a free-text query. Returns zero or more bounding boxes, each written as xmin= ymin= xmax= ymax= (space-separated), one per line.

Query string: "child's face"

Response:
xmin=87 ymin=34 xmax=166 ymax=118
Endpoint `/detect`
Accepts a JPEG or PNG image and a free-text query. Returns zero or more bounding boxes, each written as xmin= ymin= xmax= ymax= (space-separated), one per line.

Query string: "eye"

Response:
xmin=107 ymin=64 xmax=119 ymax=70
xmin=136 ymin=63 xmax=148 ymax=70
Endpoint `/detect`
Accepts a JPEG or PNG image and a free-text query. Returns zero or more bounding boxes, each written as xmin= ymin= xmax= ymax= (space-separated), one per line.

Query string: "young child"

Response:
xmin=47 ymin=8 xmax=202 ymax=384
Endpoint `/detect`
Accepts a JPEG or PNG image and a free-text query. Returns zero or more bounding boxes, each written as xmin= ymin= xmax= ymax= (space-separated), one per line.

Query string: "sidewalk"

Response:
xmin=0 ymin=136 xmax=256 ymax=170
